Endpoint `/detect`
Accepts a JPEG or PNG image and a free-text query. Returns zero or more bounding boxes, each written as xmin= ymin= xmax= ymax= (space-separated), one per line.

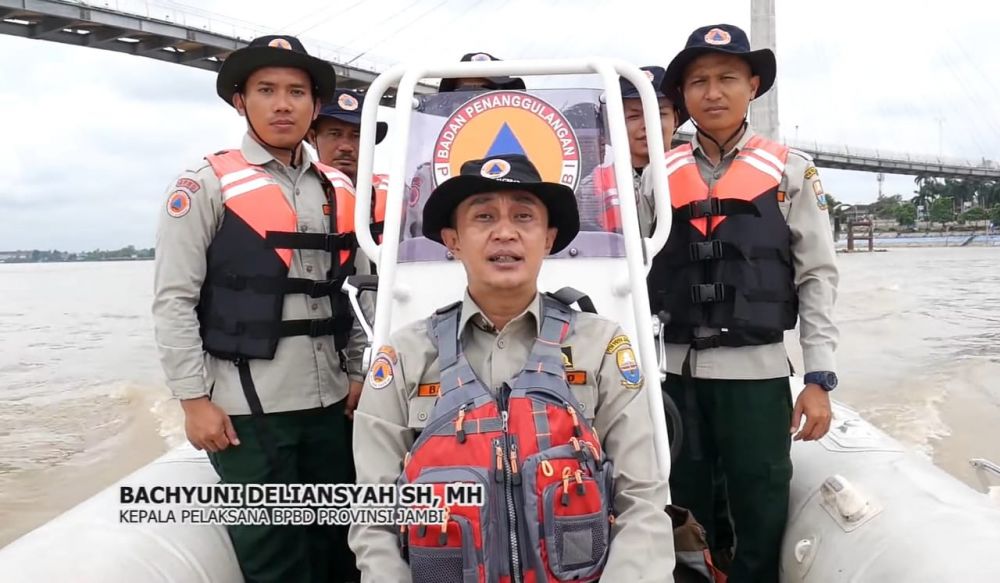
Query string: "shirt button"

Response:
xmin=295 ymin=188 xmax=301 ymax=196
xmin=299 ymin=224 xmax=308 ymax=232
xmin=497 ymin=339 xmax=506 ymax=349
xmin=311 ymin=303 xmax=319 ymax=311
xmin=305 ymin=265 xmax=313 ymax=273
xmin=315 ymin=343 xmax=322 ymax=351
xmin=417 ymin=411 xmax=428 ymax=422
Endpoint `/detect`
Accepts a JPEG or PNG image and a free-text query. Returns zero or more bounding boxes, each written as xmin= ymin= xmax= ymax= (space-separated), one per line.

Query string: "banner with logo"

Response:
xmin=391 ymin=89 xmax=630 ymax=263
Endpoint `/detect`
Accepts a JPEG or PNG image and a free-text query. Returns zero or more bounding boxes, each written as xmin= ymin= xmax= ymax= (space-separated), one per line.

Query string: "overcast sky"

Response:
xmin=1 ymin=0 xmax=997 ymax=250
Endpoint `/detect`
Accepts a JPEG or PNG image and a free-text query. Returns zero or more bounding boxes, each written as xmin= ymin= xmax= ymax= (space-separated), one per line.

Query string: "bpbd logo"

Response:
xmin=432 ymin=91 xmax=581 ymax=190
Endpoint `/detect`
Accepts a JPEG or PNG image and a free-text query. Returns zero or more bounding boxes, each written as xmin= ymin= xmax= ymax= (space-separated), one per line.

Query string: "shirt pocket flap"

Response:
xmin=570 ymin=384 xmax=598 ymax=422
xmin=407 ymin=396 xmax=437 ymax=430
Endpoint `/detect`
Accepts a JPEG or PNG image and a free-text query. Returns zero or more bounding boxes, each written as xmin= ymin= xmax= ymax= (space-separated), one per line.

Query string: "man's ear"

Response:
xmin=307 ymin=128 xmax=317 ymax=147
xmin=544 ymin=227 xmax=557 ymax=253
xmin=749 ymin=75 xmax=760 ymax=99
xmin=312 ymin=97 xmax=322 ymax=122
xmin=232 ymin=93 xmax=246 ymax=116
xmin=441 ymin=228 xmax=461 ymax=256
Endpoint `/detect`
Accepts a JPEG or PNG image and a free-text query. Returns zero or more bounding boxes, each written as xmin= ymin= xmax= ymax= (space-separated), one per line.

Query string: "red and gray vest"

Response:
xmin=647 ymin=135 xmax=798 ymax=349
xmin=399 ymin=296 xmax=615 ymax=583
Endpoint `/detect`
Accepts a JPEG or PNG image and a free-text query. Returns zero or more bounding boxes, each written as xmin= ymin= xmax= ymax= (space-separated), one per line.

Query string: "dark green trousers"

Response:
xmin=208 ymin=401 xmax=360 ymax=583
xmin=664 ymin=374 xmax=793 ymax=583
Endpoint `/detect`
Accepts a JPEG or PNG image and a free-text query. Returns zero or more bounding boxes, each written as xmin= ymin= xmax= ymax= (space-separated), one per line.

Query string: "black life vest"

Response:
xmin=196 ymin=150 xmax=358 ymax=361
xmin=647 ymin=135 xmax=798 ymax=349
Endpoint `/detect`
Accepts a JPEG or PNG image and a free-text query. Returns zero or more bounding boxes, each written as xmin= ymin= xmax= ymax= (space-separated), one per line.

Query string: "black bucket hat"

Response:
xmin=621 ymin=66 xmax=668 ymax=99
xmin=217 ymin=35 xmax=336 ymax=106
xmin=315 ymin=89 xmax=388 ymax=144
xmin=422 ymin=154 xmax=579 ymax=254
xmin=662 ymin=24 xmax=776 ymax=108
xmin=437 ymin=52 xmax=527 ymax=93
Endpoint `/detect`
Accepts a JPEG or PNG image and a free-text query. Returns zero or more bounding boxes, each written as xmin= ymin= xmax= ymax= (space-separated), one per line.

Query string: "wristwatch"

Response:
xmin=804 ymin=371 xmax=838 ymax=391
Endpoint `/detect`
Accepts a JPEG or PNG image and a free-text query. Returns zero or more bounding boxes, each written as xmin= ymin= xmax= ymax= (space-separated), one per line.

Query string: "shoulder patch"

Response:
xmin=605 ymin=334 xmax=631 ymax=354
xmin=367 ymin=356 xmax=394 ymax=390
xmin=375 ymin=345 xmax=398 ymax=364
xmin=615 ymin=346 xmax=643 ymax=389
xmin=804 ymin=166 xmax=818 ymax=180
xmin=166 ymin=191 xmax=191 ymax=218
xmin=175 ymin=177 xmax=201 ymax=194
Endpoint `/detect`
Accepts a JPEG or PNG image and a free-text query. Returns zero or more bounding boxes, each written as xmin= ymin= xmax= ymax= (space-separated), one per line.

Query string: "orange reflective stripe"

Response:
xmin=666 ymin=138 xmax=789 ymax=236
xmin=207 ymin=150 xmax=295 ymax=268
xmin=315 ymin=162 xmax=357 ymax=266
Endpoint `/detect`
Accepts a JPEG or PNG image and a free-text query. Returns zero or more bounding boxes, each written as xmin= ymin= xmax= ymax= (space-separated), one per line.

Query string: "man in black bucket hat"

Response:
xmin=643 ymin=23 xmax=840 ymax=582
xmin=154 ymin=34 xmax=368 ymax=582
xmin=437 ymin=51 xmax=527 ymax=93
xmin=348 ymin=153 xmax=675 ymax=581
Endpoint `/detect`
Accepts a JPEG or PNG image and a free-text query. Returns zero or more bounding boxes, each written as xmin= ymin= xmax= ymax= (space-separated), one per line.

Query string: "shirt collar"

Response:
xmin=240 ymin=132 xmax=315 ymax=168
xmin=691 ymin=124 xmax=756 ymax=159
xmin=459 ymin=290 xmax=543 ymax=336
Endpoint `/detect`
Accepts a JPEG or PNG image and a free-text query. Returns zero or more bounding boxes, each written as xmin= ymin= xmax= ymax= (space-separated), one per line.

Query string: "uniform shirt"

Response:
xmin=152 ymin=134 xmax=369 ymax=415
xmin=348 ymin=291 xmax=674 ymax=582
xmin=639 ymin=126 xmax=839 ymax=379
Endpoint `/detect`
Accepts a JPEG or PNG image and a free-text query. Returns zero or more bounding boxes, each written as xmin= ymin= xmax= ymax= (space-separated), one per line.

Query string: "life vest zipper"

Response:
xmin=498 ymin=383 xmax=522 ymax=583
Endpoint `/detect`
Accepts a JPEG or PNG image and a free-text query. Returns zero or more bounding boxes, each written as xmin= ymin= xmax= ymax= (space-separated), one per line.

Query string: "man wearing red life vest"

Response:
xmin=152 ymin=35 xmax=367 ymax=583
xmin=644 ymin=24 xmax=839 ymax=582
xmin=348 ymin=153 xmax=674 ymax=582
xmin=580 ymin=66 xmax=681 ymax=234
xmin=310 ymin=88 xmax=390 ymax=244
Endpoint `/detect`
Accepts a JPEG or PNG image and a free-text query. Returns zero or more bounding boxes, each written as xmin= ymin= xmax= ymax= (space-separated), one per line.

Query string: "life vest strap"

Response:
xmin=203 ymin=315 xmax=346 ymax=339
xmin=215 ymin=272 xmax=343 ymax=298
xmin=689 ymin=283 xmax=794 ymax=305
xmin=674 ymin=198 xmax=760 ymax=222
xmin=265 ymin=231 xmax=358 ymax=252
xmin=545 ymin=287 xmax=597 ymax=314
xmin=686 ymin=240 xmax=790 ymax=264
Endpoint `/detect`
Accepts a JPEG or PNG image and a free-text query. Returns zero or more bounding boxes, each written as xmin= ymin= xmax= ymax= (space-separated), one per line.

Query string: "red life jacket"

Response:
xmin=399 ymin=296 xmax=615 ymax=583
xmin=372 ymin=173 xmax=388 ymax=244
xmin=197 ymin=149 xmax=358 ymax=363
xmin=588 ymin=162 xmax=622 ymax=233
xmin=646 ymin=135 xmax=798 ymax=349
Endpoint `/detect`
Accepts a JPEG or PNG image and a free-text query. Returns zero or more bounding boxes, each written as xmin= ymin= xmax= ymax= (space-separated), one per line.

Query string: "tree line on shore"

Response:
xmin=829 ymin=176 xmax=1000 ymax=228
xmin=0 ymin=246 xmax=154 ymax=263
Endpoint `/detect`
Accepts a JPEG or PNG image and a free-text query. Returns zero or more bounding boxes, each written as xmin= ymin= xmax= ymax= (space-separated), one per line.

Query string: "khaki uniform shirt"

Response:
xmin=639 ymin=126 xmax=839 ymax=379
xmin=152 ymin=134 xmax=369 ymax=415
xmin=349 ymin=291 xmax=674 ymax=582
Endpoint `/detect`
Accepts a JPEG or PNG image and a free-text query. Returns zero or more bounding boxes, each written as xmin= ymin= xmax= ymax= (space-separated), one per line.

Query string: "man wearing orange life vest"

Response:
xmin=348 ymin=154 xmax=674 ymax=582
xmin=152 ymin=35 xmax=367 ymax=583
xmin=310 ymin=88 xmax=390 ymax=241
xmin=580 ymin=66 xmax=680 ymax=233
xmin=644 ymin=24 xmax=839 ymax=582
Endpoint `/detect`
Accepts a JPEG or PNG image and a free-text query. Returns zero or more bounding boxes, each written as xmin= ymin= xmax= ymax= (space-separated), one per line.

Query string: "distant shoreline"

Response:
xmin=0 ymin=257 xmax=155 ymax=265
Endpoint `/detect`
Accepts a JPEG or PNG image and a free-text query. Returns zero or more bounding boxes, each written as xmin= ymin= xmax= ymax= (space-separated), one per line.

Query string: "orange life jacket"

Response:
xmin=372 ymin=173 xmax=388 ymax=243
xmin=588 ymin=162 xmax=623 ymax=233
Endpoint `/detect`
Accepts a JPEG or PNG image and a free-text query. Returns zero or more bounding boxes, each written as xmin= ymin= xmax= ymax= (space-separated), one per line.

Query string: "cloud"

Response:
xmin=1 ymin=0 xmax=997 ymax=248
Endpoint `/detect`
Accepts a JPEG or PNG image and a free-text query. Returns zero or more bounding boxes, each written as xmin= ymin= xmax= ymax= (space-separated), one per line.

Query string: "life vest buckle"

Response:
xmin=689 ymin=240 xmax=724 ymax=262
xmin=690 ymin=282 xmax=726 ymax=304
xmin=688 ymin=197 xmax=722 ymax=218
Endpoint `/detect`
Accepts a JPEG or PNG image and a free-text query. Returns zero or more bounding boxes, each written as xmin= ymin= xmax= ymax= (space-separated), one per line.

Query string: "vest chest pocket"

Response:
xmin=408 ymin=397 xmax=438 ymax=430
